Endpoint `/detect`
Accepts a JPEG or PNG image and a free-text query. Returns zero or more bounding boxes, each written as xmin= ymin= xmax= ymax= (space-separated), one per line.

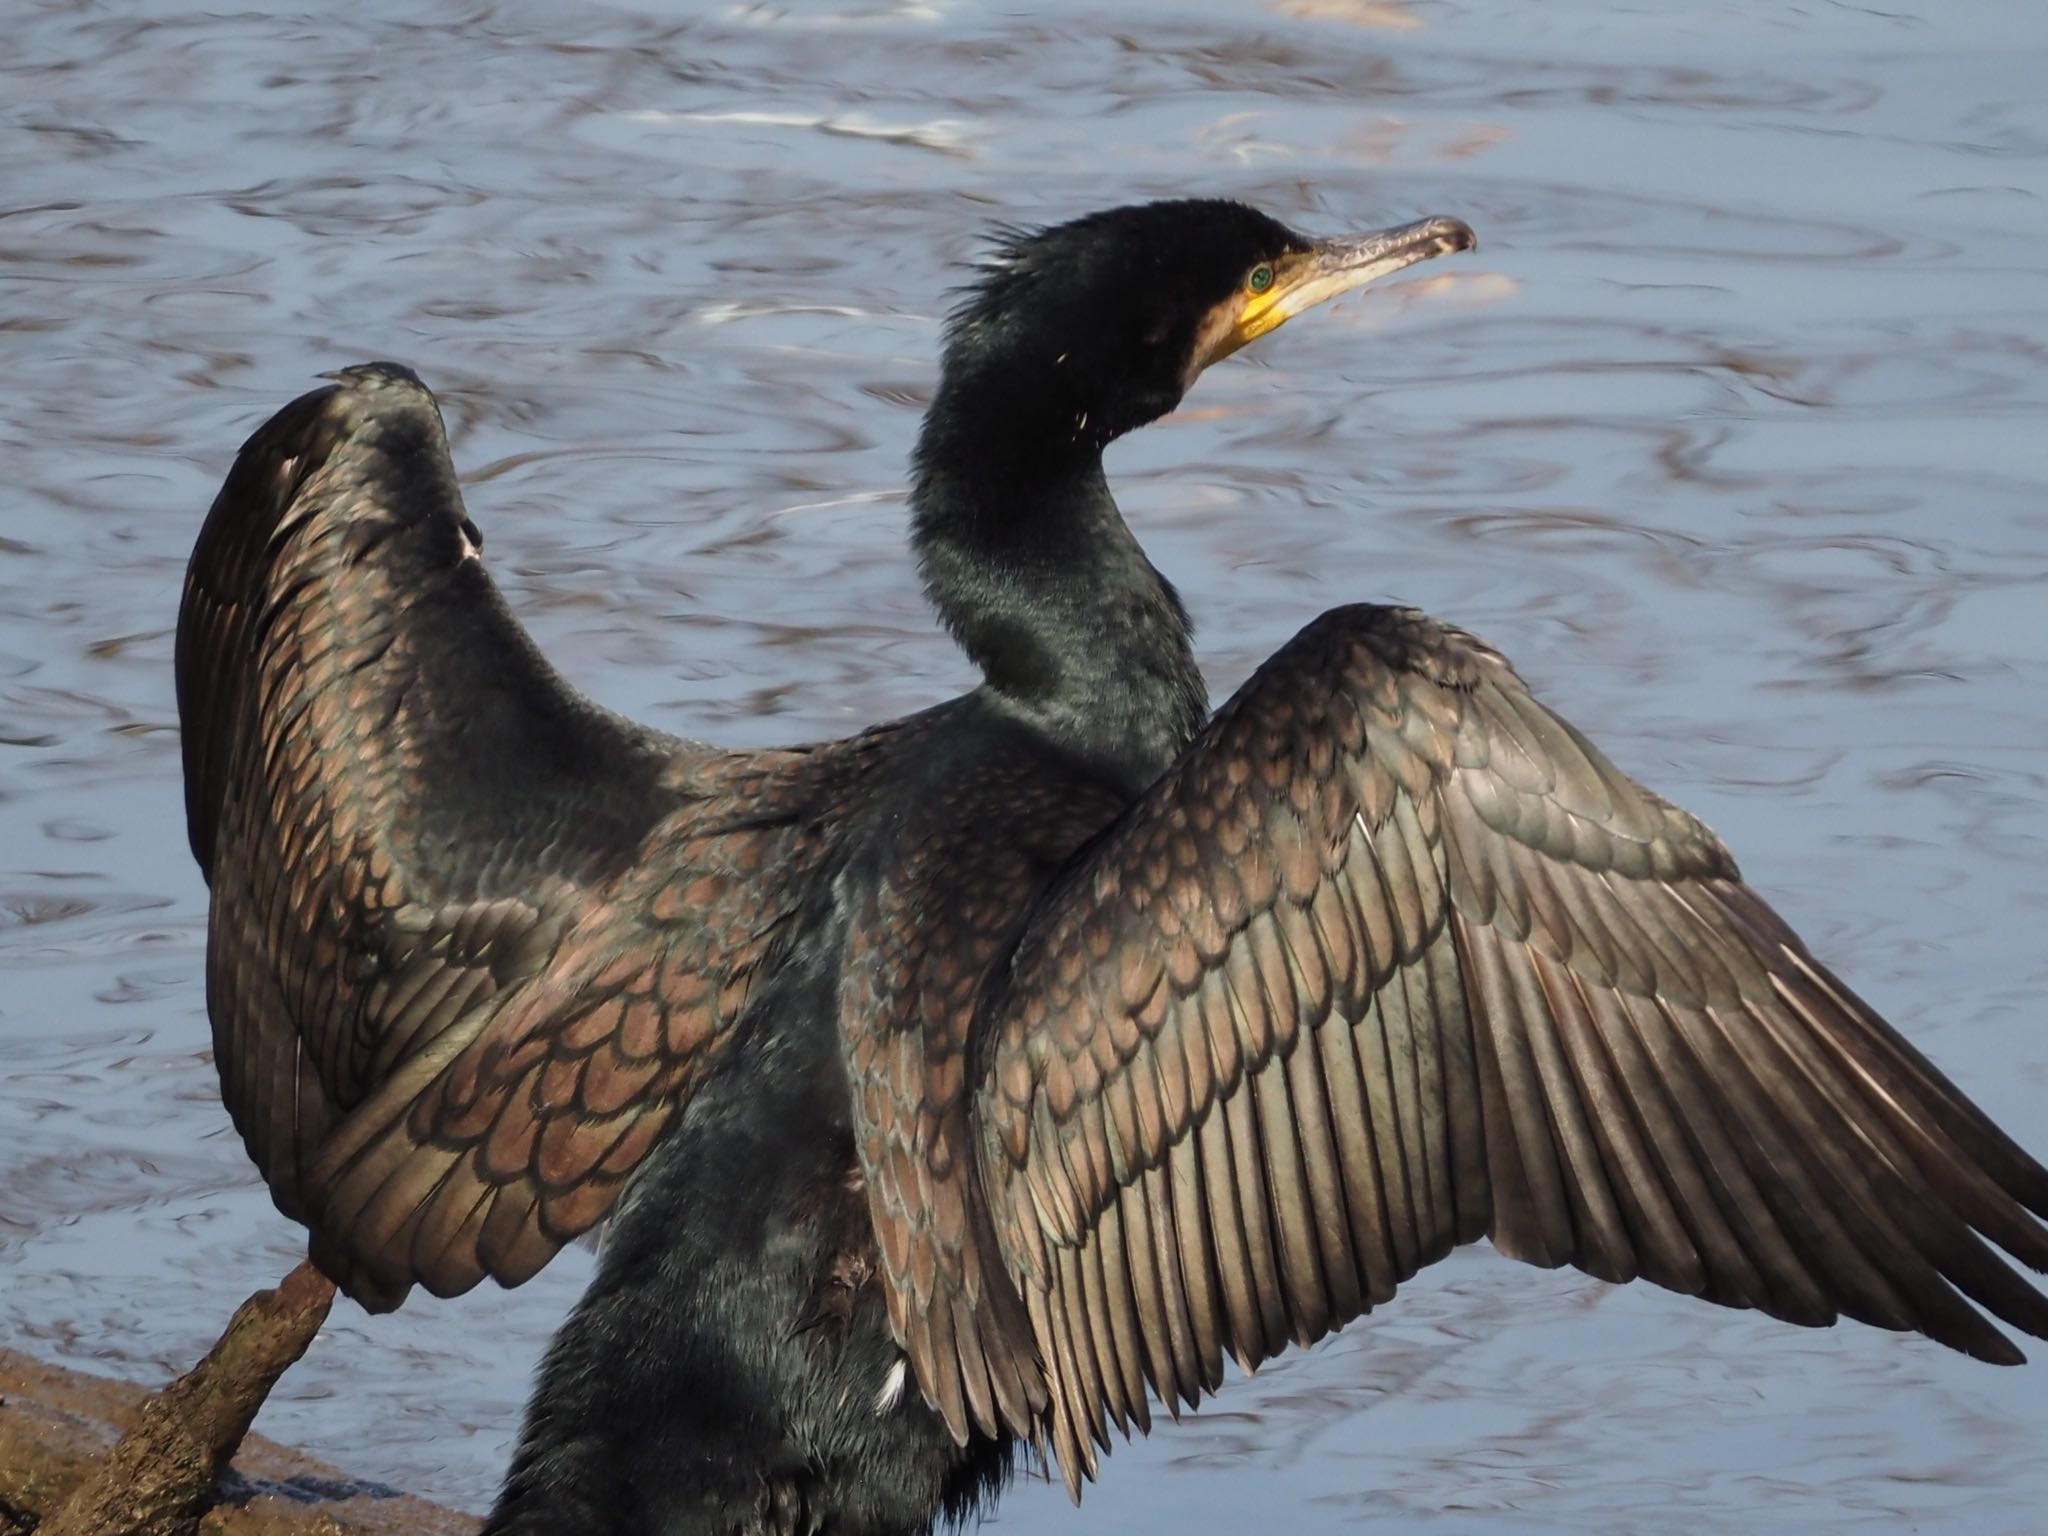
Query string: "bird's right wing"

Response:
xmin=180 ymin=365 xmax=868 ymax=1307
xmin=974 ymin=603 xmax=2048 ymax=1491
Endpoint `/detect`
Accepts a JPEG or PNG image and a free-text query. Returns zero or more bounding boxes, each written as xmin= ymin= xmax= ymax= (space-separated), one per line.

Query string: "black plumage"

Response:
xmin=176 ymin=200 xmax=2048 ymax=1535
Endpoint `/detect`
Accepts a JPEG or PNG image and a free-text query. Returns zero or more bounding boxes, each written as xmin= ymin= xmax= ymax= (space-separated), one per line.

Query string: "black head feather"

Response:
xmin=930 ymin=199 xmax=1308 ymax=456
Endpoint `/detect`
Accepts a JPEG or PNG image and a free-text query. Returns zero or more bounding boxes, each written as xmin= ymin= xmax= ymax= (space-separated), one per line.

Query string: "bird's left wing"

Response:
xmin=179 ymin=365 xmax=874 ymax=1307
xmin=970 ymin=604 xmax=2048 ymax=1493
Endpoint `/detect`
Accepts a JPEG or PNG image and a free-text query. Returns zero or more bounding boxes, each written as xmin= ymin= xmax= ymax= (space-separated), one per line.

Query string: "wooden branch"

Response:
xmin=0 ymin=1263 xmax=479 ymax=1536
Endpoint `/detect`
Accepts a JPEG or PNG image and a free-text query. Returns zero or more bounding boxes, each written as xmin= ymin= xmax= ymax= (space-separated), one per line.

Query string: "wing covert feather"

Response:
xmin=840 ymin=753 xmax=1126 ymax=1446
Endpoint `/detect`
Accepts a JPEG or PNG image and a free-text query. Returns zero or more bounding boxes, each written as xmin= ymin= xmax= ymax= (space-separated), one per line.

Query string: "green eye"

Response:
xmin=1247 ymin=263 xmax=1275 ymax=295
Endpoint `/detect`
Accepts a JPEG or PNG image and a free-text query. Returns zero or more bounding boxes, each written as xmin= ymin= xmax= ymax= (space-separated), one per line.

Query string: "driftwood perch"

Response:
xmin=0 ymin=1263 xmax=477 ymax=1536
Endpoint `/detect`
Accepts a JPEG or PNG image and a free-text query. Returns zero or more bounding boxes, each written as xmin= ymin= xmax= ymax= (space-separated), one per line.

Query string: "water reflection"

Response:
xmin=3 ymin=0 xmax=2045 ymax=1528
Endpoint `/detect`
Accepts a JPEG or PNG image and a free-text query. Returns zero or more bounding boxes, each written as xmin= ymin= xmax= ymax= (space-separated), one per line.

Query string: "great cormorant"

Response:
xmin=177 ymin=200 xmax=2048 ymax=1535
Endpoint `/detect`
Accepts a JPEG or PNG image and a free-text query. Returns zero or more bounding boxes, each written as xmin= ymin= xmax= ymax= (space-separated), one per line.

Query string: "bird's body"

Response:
xmin=178 ymin=201 xmax=2048 ymax=1536
xmin=483 ymin=694 xmax=1127 ymax=1534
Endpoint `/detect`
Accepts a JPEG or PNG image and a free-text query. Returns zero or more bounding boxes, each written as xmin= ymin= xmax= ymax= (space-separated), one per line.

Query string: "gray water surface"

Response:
xmin=4 ymin=1 xmax=2046 ymax=1530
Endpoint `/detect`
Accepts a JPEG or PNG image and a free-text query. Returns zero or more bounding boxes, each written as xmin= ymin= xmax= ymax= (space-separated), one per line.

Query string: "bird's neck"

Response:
xmin=910 ymin=388 xmax=1207 ymax=797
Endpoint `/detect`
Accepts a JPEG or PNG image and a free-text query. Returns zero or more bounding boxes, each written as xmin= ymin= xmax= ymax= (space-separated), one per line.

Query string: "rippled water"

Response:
xmin=4 ymin=0 xmax=2046 ymax=1529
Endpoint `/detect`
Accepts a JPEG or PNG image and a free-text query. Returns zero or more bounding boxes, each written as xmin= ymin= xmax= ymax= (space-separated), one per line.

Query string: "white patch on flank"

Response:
xmin=874 ymin=1357 xmax=908 ymax=1415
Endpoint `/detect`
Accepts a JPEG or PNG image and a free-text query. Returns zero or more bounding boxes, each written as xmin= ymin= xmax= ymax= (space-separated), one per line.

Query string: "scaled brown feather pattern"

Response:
xmin=973 ymin=605 xmax=2048 ymax=1490
xmin=178 ymin=365 xmax=881 ymax=1309
xmin=841 ymin=748 xmax=1131 ymax=1447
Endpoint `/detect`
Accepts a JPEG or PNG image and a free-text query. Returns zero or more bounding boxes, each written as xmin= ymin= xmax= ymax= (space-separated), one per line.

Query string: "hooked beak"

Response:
xmin=1205 ymin=215 xmax=1477 ymax=369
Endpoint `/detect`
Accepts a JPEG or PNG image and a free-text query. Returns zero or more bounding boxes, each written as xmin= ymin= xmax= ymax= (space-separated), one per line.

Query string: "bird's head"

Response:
xmin=931 ymin=198 xmax=1476 ymax=458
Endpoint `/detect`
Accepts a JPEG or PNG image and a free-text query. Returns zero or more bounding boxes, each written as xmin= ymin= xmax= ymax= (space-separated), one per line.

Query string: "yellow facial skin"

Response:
xmin=1191 ymin=215 xmax=1477 ymax=380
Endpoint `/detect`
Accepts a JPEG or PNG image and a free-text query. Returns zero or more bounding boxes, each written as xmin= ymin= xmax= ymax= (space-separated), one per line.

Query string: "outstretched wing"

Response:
xmin=973 ymin=603 xmax=2048 ymax=1490
xmin=180 ymin=364 xmax=863 ymax=1307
